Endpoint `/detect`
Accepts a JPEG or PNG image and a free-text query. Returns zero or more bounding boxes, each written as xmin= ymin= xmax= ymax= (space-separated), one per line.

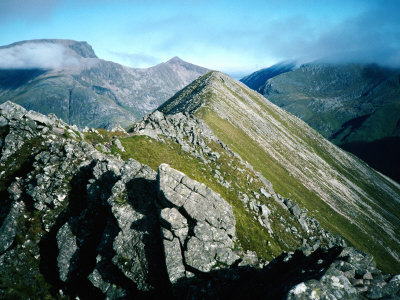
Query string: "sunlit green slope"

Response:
xmin=158 ymin=71 xmax=400 ymax=273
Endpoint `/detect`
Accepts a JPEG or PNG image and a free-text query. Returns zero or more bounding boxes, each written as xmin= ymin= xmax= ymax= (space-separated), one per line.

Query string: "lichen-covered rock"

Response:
xmin=157 ymin=163 xmax=239 ymax=282
xmin=163 ymin=237 xmax=186 ymax=283
xmin=114 ymin=138 xmax=125 ymax=152
xmin=287 ymin=247 xmax=400 ymax=300
xmin=0 ymin=200 xmax=24 ymax=253
xmin=56 ymin=223 xmax=77 ymax=282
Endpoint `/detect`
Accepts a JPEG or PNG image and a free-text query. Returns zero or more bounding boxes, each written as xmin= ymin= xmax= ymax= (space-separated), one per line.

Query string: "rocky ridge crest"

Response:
xmin=155 ymin=71 xmax=400 ymax=272
xmin=128 ymin=108 xmax=400 ymax=298
xmin=0 ymin=102 xmax=399 ymax=299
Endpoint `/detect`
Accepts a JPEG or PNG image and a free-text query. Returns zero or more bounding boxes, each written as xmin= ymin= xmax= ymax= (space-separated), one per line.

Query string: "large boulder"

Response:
xmin=157 ymin=163 xmax=239 ymax=283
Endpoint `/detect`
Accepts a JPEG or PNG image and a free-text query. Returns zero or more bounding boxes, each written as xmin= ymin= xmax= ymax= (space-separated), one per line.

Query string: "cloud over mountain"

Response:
xmin=0 ymin=42 xmax=80 ymax=69
xmin=260 ymin=0 xmax=400 ymax=66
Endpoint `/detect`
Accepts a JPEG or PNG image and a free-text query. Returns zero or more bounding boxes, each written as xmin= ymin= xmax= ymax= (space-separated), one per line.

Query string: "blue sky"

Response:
xmin=0 ymin=0 xmax=399 ymax=77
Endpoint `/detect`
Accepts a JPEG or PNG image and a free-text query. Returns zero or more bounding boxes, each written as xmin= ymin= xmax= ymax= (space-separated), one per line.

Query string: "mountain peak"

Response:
xmin=158 ymin=71 xmax=239 ymax=115
xmin=158 ymin=68 xmax=400 ymax=274
xmin=166 ymin=56 xmax=184 ymax=63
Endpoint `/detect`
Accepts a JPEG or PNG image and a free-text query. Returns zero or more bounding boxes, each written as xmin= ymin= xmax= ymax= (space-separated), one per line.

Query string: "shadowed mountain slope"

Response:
xmin=240 ymin=61 xmax=296 ymax=92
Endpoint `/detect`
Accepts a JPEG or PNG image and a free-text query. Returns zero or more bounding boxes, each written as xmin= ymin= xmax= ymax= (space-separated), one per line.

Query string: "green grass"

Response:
xmin=115 ymin=135 xmax=305 ymax=260
xmin=197 ymin=108 xmax=400 ymax=273
xmin=83 ymin=128 xmax=127 ymax=146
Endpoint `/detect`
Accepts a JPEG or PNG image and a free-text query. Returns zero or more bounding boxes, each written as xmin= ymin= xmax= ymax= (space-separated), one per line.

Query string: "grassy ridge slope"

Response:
xmin=159 ymin=71 xmax=400 ymax=273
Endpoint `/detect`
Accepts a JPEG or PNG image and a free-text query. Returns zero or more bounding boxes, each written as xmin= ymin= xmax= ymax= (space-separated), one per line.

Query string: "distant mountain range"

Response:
xmin=240 ymin=61 xmax=296 ymax=92
xmin=1 ymin=39 xmax=400 ymax=298
xmin=0 ymin=39 xmax=209 ymax=128
xmin=241 ymin=62 xmax=400 ymax=183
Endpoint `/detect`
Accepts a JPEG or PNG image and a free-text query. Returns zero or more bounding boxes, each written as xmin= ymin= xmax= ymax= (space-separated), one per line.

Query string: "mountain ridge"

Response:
xmin=240 ymin=60 xmax=296 ymax=92
xmin=0 ymin=94 xmax=399 ymax=298
xmin=242 ymin=62 xmax=400 ymax=183
xmin=0 ymin=39 xmax=209 ymax=129
xmin=159 ymin=71 xmax=400 ymax=273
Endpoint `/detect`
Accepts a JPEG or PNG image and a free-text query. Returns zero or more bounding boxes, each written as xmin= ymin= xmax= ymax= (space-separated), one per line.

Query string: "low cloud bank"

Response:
xmin=109 ymin=51 xmax=160 ymax=68
xmin=262 ymin=1 xmax=400 ymax=67
xmin=0 ymin=42 xmax=80 ymax=69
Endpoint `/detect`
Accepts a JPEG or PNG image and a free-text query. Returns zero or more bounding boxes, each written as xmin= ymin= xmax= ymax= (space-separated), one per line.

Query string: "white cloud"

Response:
xmin=0 ymin=42 xmax=80 ymax=69
xmin=107 ymin=51 xmax=160 ymax=68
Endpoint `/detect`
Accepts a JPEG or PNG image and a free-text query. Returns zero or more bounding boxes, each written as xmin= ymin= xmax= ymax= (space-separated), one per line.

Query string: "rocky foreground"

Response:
xmin=0 ymin=101 xmax=399 ymax=299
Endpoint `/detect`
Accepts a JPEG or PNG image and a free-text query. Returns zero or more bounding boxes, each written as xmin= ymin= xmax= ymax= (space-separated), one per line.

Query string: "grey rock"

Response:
xmin=238 ymin=250 xmax=260 ymax=267
xmin=0 ymin=201 xmax=24 ymax=253
xmin=0 ymin=101 xmax=26 ymax=120
xmin=26 ymin=110 xmax=55 ymax=126
xmin=110 ymin=125 xmax=127 ymax=133
xmin=163 ymin=237 xmax=186 ymax=284
xmin=239 ymin=192 xmax=249 ymax=204
xmin=160 ymin=207 xmax=188 ymax=244
xmin=114 ymin=138 xmax=125 ymax=152
xmin=88 ymin=268 xmax=111 ymax=293
xmin=56 ymin=223 xmax=78 ymax=282
xmin=260 ymin=188 xmax=271 ymax=198
xmin=363 ymin=271 xmax=373 ymax=280
xmin=259 ymin=204 xmax=271 ymax=219
xmin=185 ymin=236 xmax=218 ymax=272
xmin=130 ymin=110 xmax=226 ymax=164
xmin=288 ymin=273 xmax=358 ymax=299
xmin=289 ymin=204 xmax=302 ymax=218
xmin=158 ymin=163 xmax=239 ymax=282
xmin=298 ymin=217 xmax=309 ymax=232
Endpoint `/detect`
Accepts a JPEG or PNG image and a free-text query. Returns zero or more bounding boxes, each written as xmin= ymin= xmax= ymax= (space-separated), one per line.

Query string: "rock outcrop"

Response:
xmin=158 ymin=163 xmax=239 ymax=282
xmin=0 ymin=102 xmax=240 ymax=298
xmin=288 ymin=247 xmax=400 ymax=299
xmin=0 ymin=101 xmax=399 ymax=299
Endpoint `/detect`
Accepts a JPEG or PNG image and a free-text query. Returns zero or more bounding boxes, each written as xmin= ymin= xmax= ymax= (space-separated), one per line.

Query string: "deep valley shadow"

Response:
xmin=340 ymin=136 xmax=400 ymax=184
xmin=0 ymin=69 xmax=47 ymax=90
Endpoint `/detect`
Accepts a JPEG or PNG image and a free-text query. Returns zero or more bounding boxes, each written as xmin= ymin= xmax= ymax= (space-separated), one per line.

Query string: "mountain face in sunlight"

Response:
xmin=0 ymin=39 xmax=209 ymax=129
xmin=242 ymin=62 xmax=400 ymax=183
